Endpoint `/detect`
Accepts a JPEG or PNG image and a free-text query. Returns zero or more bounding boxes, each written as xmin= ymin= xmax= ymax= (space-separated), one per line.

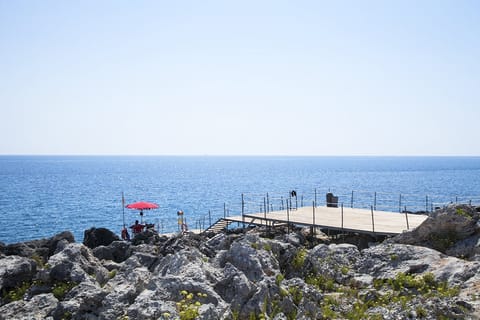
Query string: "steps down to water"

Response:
xmin=202 ymin=218 xmax=232 ymax=234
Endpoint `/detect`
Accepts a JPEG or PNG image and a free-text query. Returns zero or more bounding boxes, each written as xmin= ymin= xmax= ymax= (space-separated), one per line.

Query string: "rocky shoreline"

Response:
xmin=1 ymin=204 xmax=480 ymax=319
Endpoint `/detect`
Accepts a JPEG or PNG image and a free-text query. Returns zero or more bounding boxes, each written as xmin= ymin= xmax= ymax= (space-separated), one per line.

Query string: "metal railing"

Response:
xmin=193 ymin=188 xmax=480 ymax=234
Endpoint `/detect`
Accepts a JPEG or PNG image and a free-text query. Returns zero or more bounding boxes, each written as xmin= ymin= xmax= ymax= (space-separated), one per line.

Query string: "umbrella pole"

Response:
xmin=122 ymin=192 xmax=126 ymax=228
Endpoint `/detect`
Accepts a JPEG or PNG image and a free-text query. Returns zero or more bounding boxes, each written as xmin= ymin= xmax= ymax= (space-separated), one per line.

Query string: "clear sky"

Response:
xmin=1 ymin=0 xmax=479 ymax=156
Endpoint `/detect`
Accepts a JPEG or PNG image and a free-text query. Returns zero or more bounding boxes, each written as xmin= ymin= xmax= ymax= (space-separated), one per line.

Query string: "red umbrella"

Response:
xmin=125 ymin=201 xmax=159 ymax=210
xmin=125 ymin=201 xmax=159 ymax=223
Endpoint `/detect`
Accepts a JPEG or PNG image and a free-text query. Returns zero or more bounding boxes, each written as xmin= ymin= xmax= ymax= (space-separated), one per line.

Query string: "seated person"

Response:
xmin=121 ymin=227 xmax=130 ymax=240
xmin=130 ymin=220 xmax=144 ymax=234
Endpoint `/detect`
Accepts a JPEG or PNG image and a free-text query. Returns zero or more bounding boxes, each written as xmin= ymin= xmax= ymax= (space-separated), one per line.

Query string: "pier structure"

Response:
xmin=195 ymin=188 xmax=480 ymax=236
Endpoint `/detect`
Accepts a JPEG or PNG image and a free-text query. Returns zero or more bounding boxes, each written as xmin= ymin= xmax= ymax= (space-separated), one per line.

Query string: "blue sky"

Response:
xmin=1 ymin=0 xmax=479 ymax=155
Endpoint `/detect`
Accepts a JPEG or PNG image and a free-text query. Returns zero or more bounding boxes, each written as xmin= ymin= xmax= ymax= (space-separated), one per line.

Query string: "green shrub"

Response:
xmin=429 ymin=231 xmax=458 ymax=252
xmin=288 ymin=286 xmax=303 ymax=306
xmin=275 ymin=273 xmax=284 ymax=286
xmin=108 ymin=269 xmax=117 ymax=279
xmin=2 ymin=281 xmax=30 ymax=302
xmin=456 ymin=208 xmax=472 ymax=219
xmin=52 ymin=281 xmax=78 ymax=300
xmin=305 ymin=273 xmax=336 ymax=292
xmin=416 ymin=306 xmax=427 ymax=318
xmin=31 ymin=254 xmax=46 ymax=269
xmin=292 ymin=248 xmax=308 ymax=269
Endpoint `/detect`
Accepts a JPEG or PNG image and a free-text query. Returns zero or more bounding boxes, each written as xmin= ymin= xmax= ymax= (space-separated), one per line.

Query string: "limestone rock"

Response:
xmin=83 ymin=227 xmax=120 ymax=249
xmin=4 ymin=231 xmax=74 ymax=262
xmin=0 ymin=293 xmax=58 ymax=320
xmin=357 ymin=243 xmax=480 ymax=285
xmin=392 ymin=204 xmax=480 ymax=255
xmin=308 ymin=243 xmax=360 ymax=283
xmin=0 ymin=255 xmax=36 ymax=292
xmin=221 ymin=235 xmax=279 ymax=281
xmin=51 ymin=282 xmax=106 ymax=320
xmin=92 ymin=240 xmax=132 ymax=263
xmin=214 ymin=262 xmax=253 ymax=310
xmin=47 ymin=243 xmax=109 ymax=285
xmin=3 ymin=222 xmax=480 ymax=319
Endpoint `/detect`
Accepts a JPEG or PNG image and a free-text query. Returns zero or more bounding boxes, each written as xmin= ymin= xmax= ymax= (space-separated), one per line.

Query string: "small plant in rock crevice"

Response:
xmin=176 ymin=290 xmax=207 ymax=320
xmin=52 ymin=281 xmax=78 ymax=300
xmin=292 ymin=248 xmax=308 ymax=269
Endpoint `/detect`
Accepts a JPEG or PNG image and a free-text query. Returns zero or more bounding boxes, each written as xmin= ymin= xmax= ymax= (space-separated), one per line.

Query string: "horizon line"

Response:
xmin=1 ymin=153 xmax=479 ymax=157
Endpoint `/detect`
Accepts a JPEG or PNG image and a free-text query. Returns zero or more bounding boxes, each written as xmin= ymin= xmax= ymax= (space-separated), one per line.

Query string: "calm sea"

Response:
xmin=1 ymin=156 xmax=480 ymax=244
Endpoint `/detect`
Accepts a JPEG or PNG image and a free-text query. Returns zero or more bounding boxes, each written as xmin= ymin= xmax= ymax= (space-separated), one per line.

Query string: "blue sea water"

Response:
xmin=1 ymin=156 xmax=480 ymax=244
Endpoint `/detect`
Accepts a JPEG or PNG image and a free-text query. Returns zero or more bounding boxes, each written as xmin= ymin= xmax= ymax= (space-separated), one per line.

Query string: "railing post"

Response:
xmin=312 ymin=201 xmax=315 ymax=226
xmin=371 ymin=205 xmax=375 ymax=234
xmin=264 ymin=197 xmax=267 ymax=228
xmin=405 ymin=209 xmax=410 ymax=230
xmin=374 ymin=192 xmax=377 ymax=210
xmin=399 ymin=194 xmax=402 ymax=213
xmin=287 ymin=202 xmax=290 ymax=235
xmin=314 ymin=188 xmax=317 ymax=207
xmin=242 ymin=193 xmax=246 ymax=232
xmin=351 ymin=191 xmax=354 ymax=208
xmin=281 ymin=197 xmax=284 ymax=210
xmin=341 ymin=203 xmax=344 ymax=232
xmin=241 ymin=193 xmax=245 ymax=216
xmin=267 ymin=193 xmax=270 ymax=214
xmin=311 ymin=201 xmax=315 ymax=237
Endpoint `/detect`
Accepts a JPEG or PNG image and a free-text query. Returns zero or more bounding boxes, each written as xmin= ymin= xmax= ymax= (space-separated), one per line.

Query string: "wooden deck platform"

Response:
xmin=225 ymin=205 xmax=429 ymax=236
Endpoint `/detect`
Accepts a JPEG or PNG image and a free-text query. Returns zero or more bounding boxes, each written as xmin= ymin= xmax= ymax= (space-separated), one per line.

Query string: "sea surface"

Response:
xmin=1 ymin=156 xmax=480 ymax=244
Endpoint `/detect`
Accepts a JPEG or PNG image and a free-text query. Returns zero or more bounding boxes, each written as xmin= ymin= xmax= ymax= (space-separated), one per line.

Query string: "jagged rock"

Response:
xmin=0 ymin=293 xmax=58 ymax=320
xmin=125 ymin=289 xmax=177 ymax=320
xmin=92 ymin=240 xmax=132 ymax=263
xmin=224 ymin=235 xmax=277 ymax=282
xmin=0 ymin=255 xmax=36 ymax=292
xmin=99 ymin=263 xmax=153 ymax=319
xmin=131 ymin=229 xmax=162 ymax=245
xmin=52 ymin=282 xmax=107 ymax=320
xmin=283 ymin=232 xmax=306 ymax=247
xmin=392 ymin=204 xmax=480 ymax=255
xmin=3 ymin=222 xmax=480 ymax=319
xmin=307 ymin=243 xmax=360 ymax=284
xmin=100 ymin=260 xmax=122 ymax=272
xmin=4 ymin=231 xmax=74 ymax=262
xmin=357 ymin=243 xmax=480 ymax=285
xmin=83 ymin=228 xmax=120 ymax=249
xmin=447 ymin=233 xmax=480 ymax=259
xmin=200 ymin=233 xmax=236 ymax=257
xmin=47 ymin=243 xmax=109 ymax=285
xmin=146 ymin=276 xmax=230 ymax=319
xmin=214 ymin=262 xmax=253 ymax=310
